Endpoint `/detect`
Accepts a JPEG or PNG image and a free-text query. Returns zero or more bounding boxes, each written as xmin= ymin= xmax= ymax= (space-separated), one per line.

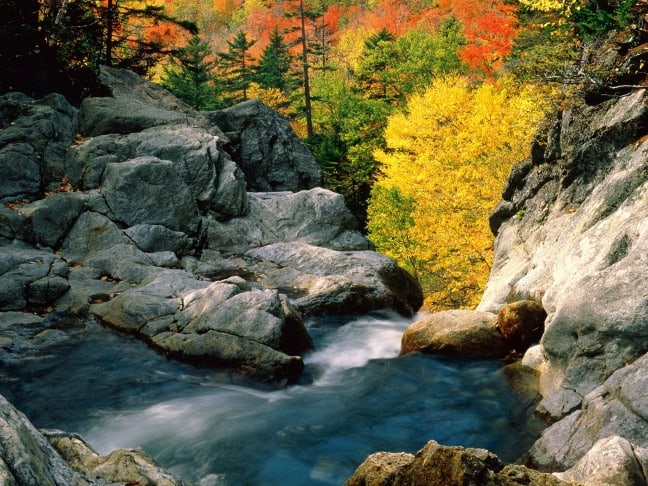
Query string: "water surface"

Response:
xmin=0 ymin=311 xmax=542 ymax=485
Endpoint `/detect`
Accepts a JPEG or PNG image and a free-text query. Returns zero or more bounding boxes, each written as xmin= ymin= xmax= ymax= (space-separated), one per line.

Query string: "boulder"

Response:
xmin=80 ymin=65 xmax=215 ymax=136
xmin=527 ymin=352 xmax=648 ymax=472
xmin=246 ymin=242 xmax=423 ymax=317
xmin=64 ymin=126 xmax=248 ymax=218
xmin=206 ymin=189 xmax=371 ymax=253
xmin=345 ymin=440 xmax=569 ymax=486
xmin=497 ymin=300 xmax=546 ymax=352
xmin=43 ymin=429 xmax=189 ymax=486
xmin=0 ymin=243 xmax=69 ymax=311
xmin=91 ymin=272 xmax=312 ymax=383
xmin=205 ymin=98 xmax=322 ymax=191
xmin=100 ymin=157 xmax=201 ymax=234
xmin=12 ymin=191 xmax=86 ymax=249
xmin=554 ymin=436 xmax=648 ymax=486
xmin=400 ymin=310 xmax=508 ymax=358
xmin=0 ymin=92 xmax=78 ymax=201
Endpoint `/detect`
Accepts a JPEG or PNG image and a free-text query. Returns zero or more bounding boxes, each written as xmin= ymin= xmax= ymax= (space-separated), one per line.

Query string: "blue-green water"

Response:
xmin=0 ymin=311 xmax=542 ymax=485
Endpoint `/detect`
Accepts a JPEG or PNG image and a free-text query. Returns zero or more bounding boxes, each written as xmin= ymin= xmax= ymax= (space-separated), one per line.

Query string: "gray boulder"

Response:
xmin=206 ymin=189 xmax=371 ymax=253
xmin=0 ymin=243 xmax=69 ymax=311
xmin=527 ymin=352 xmax=648 ymax=472
xmin=91 ymin=272 xmax=312 ymax=383
xmin=400 ymin=310 xmax=508 ymax=358
xmin=100 ymin=157 xmax=200 ymax=234
xmin=80 ymin=66 xmax=215 ymax=136
xmin=246 ymin=242 xmax=423 ymax=317
xmin=205 ymin=99 xmax=322 ymax=191
xmin=64 ymin=126 xmax=248 ymax=218
xmin=0 ymin=92 xmax=78 ymax=201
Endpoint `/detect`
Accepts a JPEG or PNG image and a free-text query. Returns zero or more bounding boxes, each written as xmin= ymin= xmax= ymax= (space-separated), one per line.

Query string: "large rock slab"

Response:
xmin=206 ymin=98 xmax=322 ymax=192
xmin=0 ymin=243 xmax=70 ymax=312
xmin=246 ymin=242 xmax=423 ymax=317
xmin=80 ymin=65 xmax=215 ymax=136
xmin=400 ymin=310 xmax=508 ymax=358
xmin=91 ymin=272 xmax=312 ymax=383
xmin=206 ymin=189 xmax=371 ymax=253
xmin=64 ymin=126 xmax=248 ymax=218
xmin=100 ymin=157 xmax=200 ymax=234
xmin=479 ymin=86 xmax=648 ymax=415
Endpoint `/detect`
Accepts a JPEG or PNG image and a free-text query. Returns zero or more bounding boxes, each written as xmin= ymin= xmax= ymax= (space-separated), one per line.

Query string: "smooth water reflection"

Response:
xmin=0 ymin=311 xmax=542 ymax=485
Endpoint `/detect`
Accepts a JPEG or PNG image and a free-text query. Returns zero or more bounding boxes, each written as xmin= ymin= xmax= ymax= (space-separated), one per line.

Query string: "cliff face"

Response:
xmin=480 ymin=28 xmax=648 ymax=473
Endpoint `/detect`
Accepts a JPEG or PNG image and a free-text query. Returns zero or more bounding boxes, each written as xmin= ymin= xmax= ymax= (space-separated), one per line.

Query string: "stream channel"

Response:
xmin=0 ymin=310 xmax=543 ymax=485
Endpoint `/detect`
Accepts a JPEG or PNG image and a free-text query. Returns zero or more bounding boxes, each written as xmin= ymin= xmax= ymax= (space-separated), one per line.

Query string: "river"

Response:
xmin=0 ymin=310 xmax=543 ymax=485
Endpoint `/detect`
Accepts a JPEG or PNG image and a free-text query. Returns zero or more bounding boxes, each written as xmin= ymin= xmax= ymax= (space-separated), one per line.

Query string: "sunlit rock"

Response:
xmin=400 ymin=310 xmax=508 ymax=358
xmin=345 ymin=440 xmax=568 ymax=486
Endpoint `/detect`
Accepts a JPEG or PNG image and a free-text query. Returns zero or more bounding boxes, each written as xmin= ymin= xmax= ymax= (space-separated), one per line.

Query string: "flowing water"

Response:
xmin=0 ymin=311 xmax=542 ymax=485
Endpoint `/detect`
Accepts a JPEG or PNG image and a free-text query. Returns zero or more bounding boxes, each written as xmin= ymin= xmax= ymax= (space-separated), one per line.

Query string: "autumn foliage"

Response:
xmin=368 ymin=76 xmax=548 ymax=309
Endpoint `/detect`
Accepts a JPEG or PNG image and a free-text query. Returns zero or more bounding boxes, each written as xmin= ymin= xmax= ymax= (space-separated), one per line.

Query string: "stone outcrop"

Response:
xmin=0 ymin=392 xmax=186 ymax=485
xmin=345 ymin=440 xmax=569 ymax=486
xmin=205 ymin=99 xmax=323 ymax=192
xmin=0 ymin=65 xmax=422 ymax=385
xmin=475 ymin=27 xmax=648 ymax=480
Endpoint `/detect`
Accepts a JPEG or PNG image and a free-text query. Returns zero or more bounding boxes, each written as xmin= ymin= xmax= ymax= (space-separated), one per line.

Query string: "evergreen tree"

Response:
xmin=218 ymin=30 xmax=257 ymax=103
xmin=354 ymin=28 xmax=399 ymax=102
xmin=255 ymin=26 xmax=294 ymax=92
xmin=161 ymin=35 xmax=223 ymax=110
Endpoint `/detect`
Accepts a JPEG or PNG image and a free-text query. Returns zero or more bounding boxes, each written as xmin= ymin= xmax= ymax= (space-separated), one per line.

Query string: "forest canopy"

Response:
xmin=1 ymin=0 xmax=637 ymax=309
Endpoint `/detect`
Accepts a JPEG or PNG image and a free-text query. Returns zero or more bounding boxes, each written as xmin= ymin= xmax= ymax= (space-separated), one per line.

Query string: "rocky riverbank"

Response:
xmin=347 ymin=21 xmax=648 ymax=486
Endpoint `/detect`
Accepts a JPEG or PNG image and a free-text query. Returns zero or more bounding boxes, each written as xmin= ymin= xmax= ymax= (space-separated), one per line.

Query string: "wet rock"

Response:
xmin=345 ymin=440 xmax=568 ymax=486
xmin=44 ymin=429 xmax=190 ymax=486
xmin=400 ymin=310 xmax=508 ymax=358
xmin=497 ymin=300 xmax=546 ymax=352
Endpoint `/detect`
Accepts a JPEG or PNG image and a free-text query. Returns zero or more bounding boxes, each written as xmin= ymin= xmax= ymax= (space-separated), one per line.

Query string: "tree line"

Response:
xmin=0 ymin=0 xmax=637 ymax=309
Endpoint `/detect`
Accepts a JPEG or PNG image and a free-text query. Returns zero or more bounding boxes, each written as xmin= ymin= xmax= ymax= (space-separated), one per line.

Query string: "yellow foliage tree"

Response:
xmin=368 ymin=75 xmax=547 ymax=310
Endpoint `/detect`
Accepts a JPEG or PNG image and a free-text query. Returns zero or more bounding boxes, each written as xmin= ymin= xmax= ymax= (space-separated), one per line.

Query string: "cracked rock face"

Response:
xmin=479 ymin=37 xmax=648 ymax=476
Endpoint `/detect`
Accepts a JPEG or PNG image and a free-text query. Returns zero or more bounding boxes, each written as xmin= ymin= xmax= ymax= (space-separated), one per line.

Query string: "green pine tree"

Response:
xmin=218 ymin=30 xmax=257 ymax=103
xmin=161 ymin=35 xmax=223 ymax=110
xmin=255 ymin=26 xmax=294 ymax=92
